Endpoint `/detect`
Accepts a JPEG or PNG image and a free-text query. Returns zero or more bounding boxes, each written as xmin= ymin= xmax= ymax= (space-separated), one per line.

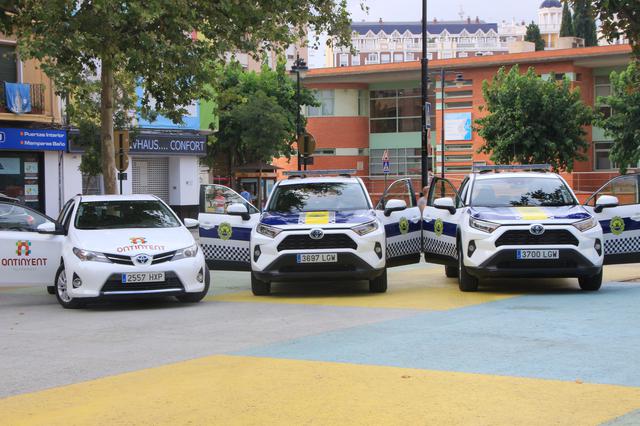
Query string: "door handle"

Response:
xmin=631 ymin=214 xmax=640 ymax=222
xmin=423 ymin=216 xmax=433 ymax=222
xmin=201 ymin=223 xmax=214 ymax=230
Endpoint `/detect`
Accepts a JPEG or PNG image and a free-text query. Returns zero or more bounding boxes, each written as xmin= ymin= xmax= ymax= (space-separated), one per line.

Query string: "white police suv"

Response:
xmin=0 ymin=195 xmax=209 ymax=308
xmin=426 ymin=165 xmax=640 ymax=292
xmin=198 ymin=170 xmax=423 ymax=295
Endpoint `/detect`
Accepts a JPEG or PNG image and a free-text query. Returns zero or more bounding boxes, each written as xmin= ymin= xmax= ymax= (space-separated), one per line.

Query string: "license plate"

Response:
xmin=296 ymin=253 xmax=338 ymax=264
xmin=516 ymin=249 xmax=559 ymax=260
xmin=122 ymin=272 xmax=165 ymax=284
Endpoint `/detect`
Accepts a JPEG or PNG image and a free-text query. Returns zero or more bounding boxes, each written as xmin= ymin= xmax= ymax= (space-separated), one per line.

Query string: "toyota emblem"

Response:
xmin=309 ymin=228 xmax=324 ymax=240
xmin=134 ymin=254 xmax=151 ymax=265
xmin=529 ymin=224 xmax=545 ymax=236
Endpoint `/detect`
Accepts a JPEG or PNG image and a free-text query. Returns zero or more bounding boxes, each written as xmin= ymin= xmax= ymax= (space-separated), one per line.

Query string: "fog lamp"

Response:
xmin=594 ymin=239 xmax=602 ymax=256
xmin=72 ymin=272 xmax=82 ymax=288
xmin=468 ymin=240 xmax=476 ymax=258
xmin=197 ymin=268 xmax=204 ymax=283
xmin=374 ymin=242 xmax=383 ymax=259
xmin=254 ymin=245 xmax=262 ymax=262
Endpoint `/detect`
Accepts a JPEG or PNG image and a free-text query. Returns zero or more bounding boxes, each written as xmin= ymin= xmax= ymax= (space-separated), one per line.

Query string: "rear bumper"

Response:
xmin=253 ymin=253 xmax=384 ymax=282
xmin=466 ymin=249 xmax=601 ymax=279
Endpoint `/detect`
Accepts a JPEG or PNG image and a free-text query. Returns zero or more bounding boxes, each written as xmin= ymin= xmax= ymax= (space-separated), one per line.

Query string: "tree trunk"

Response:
xmin=101 ymin=59 xmax=117 ymax=194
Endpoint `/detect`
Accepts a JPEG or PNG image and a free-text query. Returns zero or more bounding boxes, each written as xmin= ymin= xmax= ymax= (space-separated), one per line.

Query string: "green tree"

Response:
xmin=209 ymin=61 xmax=317 ymax=186
xmin=475 ymin=66 xmax=593 ymax=171
xmin=0 ymin=1 xmax=354 ymax=194
xmin=573 ymin=0 xmax=598 ymax=46
xmin=578 ymin=0 xmax=640 ymax=57
xmin=596 ymin=62 xmax=640 ymax=173
xmin=525 ymin=22 xmax=545 ymax=51
xmin=560 ymin=1 xmax=575 ymax=37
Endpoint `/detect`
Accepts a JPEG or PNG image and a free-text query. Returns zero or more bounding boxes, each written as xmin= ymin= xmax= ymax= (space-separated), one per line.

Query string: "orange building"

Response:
xmin=281 ymin=44 xmax=633 ymax=201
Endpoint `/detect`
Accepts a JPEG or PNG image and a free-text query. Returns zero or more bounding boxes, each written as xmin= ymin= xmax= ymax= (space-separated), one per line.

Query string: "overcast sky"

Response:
xmin=309 ymin=0 xmax=543 ymax=67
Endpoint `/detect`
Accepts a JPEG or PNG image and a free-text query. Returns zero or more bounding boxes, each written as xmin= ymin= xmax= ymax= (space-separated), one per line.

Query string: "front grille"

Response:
xmin=277 ymin=234 xmax=358 ymax=252
xmin=100 ymin=272 xmax=184 ymax=293
xmin=152 ymin=251 xmax=176 ymax=265
xmin=105 ymin=253 xmax=134 ymax=265
xmin=495 ymin=230 xmax=579 ymax=247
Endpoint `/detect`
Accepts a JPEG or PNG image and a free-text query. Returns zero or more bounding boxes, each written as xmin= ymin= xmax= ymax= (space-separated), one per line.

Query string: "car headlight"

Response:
xmin=573 ymin=216 xmax=597 ymax=232
xmin=256 ymin=223 xmax=282 ymax=238
xmin=72 ymin=247 xmax=111 ymax=263
xmin=173 ymin=244 xmax=199 ymax=260
xmin=352 ymin=220 xmax=379 ymax=236
xmin=469 ymin=216 xmax=500 ymax=233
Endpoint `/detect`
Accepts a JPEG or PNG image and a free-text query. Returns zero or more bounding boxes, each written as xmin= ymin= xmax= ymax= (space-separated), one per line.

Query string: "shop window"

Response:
xmin=0 ymin=153 xmax=44 ymax=212
xmin=0 ymin=44 xmax=17 ymax=83
xmin=307 ymin=90 xmax=334 ymax=117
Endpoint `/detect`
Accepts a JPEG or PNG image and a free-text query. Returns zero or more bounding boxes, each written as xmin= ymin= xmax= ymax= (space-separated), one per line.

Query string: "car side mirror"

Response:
xmin=433 ymin=197 xmax=457 ymax=215
xmin=594 ymin=195 xmax=619 ymax=213
xmin=37 ymin=221 xmax=63 ymax=235
xmin=227 ymin=203 xmax=251 ymax=221
xmin=384 ymin=199 xmax=407 ymax=217
xmin=183 ymin=218 xmax=199 ymax=228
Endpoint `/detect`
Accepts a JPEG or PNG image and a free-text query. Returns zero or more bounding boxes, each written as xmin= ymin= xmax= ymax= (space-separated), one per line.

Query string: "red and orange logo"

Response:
xmin=129 ymin=237 xmax=147 ymax=244
xmin=16 ymin=240 xmax=31 ymax=256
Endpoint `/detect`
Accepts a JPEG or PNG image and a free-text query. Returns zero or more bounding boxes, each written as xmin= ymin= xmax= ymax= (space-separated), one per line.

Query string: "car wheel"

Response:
xmin=176 ymin=266 xmax=211 ymax=303
xmin=54 ymin=265 xmax=85 ymax=309
xmin=369 ymin=268 xmax=388 ymax=293
xmin=251 ymin=273 xmax=271 ymax=296
xmin=445 ymin=265 xmax=458 ymax=278
xmin=458 ymin=246 xmax=479 ymax=292
xmin=579 ymin=269 xmax=602 ymax=292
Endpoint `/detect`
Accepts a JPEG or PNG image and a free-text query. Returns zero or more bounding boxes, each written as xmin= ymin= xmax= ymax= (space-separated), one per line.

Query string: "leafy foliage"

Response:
xmin=525 ymin=22 xmax=545 ymax=51
xmin=596 ymin=61 xmax=640 ymax=173
xmin=475 ymin=66 xmax=593 ymax=172
xmin=560 ymin=1 xmax=575 ymax=37
xmin=0 ymin=0 xmax=354 ymax=193
xmin=209 ymin=61 xmax=317 ymax=170
xmin=574 ymin=0 xmax=640 ymax=56
xmin=573 ymin=0 xmax=598 ymax=46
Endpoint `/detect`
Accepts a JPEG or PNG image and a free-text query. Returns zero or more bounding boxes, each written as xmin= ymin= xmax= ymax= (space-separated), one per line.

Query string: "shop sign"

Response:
xmin=444 ymin=112 xmax=473 ymax=141
xmin=130 ymin=133 xmax=207 ymax=156
xmin=0 ymin=128 xmax=67 ymax=151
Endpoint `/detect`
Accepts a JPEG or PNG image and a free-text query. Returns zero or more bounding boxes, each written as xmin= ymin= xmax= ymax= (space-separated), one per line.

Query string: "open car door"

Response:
xmin=584 ymin=174 xmax=640 ymax=265
xmin=375 ymin=178 xmax=422 ymax=267
xmin=423 ymin=177 xmax=463 ymax=266
xmin=0 ymin=200 xmax=64 ymax=287
xmin=198 ymin=184 xmax=260 ymax=271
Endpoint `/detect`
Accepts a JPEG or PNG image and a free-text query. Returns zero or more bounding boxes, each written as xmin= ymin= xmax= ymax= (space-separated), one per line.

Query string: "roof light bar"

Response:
xmin=283 ymin=169 xmax=357 ymax=177
xmin=473 ymin=164 xmax=552 ymax=173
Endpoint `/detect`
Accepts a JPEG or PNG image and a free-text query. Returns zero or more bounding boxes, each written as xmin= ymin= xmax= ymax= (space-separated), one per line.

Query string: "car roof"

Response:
xmin=277 ymin=176 xmax=362 ymax=186
xmin=77 ymin=194 xmax=160 ymax=202
xmin=474 ymin=172 xmax=562 ymax=181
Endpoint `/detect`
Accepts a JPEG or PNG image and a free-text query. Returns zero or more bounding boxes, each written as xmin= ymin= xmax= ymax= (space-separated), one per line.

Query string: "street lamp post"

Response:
xmin=420 ymin=0 xmax=430 ymax=188
xmin=290 ymin=55 xmax=308 ymax=171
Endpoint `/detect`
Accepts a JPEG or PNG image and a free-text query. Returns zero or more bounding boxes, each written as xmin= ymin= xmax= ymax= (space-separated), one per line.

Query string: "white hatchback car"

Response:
xmin=0 ymin=195 xmax=209 ymax=308
xmin=198 ymin=171 xmax=423 ymax=295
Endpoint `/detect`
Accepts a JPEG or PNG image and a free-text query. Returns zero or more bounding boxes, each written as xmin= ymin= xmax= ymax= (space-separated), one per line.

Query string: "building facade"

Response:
xmin=295 ymin=44 xmax=632 ymax=200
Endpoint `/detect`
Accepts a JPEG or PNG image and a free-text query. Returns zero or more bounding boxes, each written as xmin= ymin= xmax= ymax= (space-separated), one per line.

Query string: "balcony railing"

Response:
xmin=0 ymin=82 xmax=46 ymax=115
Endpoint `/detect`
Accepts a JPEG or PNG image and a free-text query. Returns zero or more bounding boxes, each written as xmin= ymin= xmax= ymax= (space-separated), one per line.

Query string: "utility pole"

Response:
xmin=421 ymin=0 xmax=430 ymax=188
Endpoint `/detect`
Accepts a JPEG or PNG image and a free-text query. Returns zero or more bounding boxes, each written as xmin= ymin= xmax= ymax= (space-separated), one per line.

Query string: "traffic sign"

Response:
xmin=382 ymin=149 xmax=390 ymax=174
xmin=297 ymin=132 xmax=316 ymax=156
xmin=425 ymin=102 xmax=432 ymax=129
xmin=114 ymin=130 xmax=130 ymax=172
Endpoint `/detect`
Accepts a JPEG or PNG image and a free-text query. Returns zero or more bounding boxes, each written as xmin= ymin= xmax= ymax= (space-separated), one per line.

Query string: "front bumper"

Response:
xmin=466 ymin=249 xmax=601 ymax=279
xmin=253 ymin=253 xmax=385 ymax=282
xmin=65 ymin=253 xmax=207 ymax=299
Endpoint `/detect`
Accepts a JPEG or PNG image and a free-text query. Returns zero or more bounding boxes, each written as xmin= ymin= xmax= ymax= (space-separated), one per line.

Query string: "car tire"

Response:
xmin=458 ymin=246 xmax=479 ymax=292
xmin=251 ymin=273 xmax=271 ymax=296
xmin=445 ymin=265 xmax=458 ymax=278
xmin=369 ymin=268 xmax=388 ymax=293
xmin=176 ymin=266 xmax=211 ymax=303
xmin=579 ymin=269 xmax=602 ymax=292
xmin=54 ymin=264 xmax=85 ymax=309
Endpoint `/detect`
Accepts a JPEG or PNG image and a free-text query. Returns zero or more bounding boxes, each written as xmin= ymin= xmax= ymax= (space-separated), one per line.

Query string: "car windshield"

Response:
xmin=267 ymin=182 xmax=370 ymax=213
xmin=75 ymin=200 xmax=181 ymax=229
xmin=470 ymin=177 xmax=577 ymax=207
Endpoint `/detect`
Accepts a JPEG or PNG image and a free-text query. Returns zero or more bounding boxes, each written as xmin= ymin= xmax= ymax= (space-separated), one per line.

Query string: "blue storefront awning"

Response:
xmin=0 ymin=128 xmax=67 ymax=151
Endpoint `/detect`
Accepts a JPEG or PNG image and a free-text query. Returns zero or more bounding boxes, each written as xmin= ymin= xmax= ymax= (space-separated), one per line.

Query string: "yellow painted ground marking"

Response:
xmin=514 ymin=206 xmax=549 ymax=220
xmin=2 ymin=355 xmax=639 ymax=425
xmin=303 ymin=211 xmax=330 ymax=225
xmin=209 ymin=267 xmax=514 ymax=310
